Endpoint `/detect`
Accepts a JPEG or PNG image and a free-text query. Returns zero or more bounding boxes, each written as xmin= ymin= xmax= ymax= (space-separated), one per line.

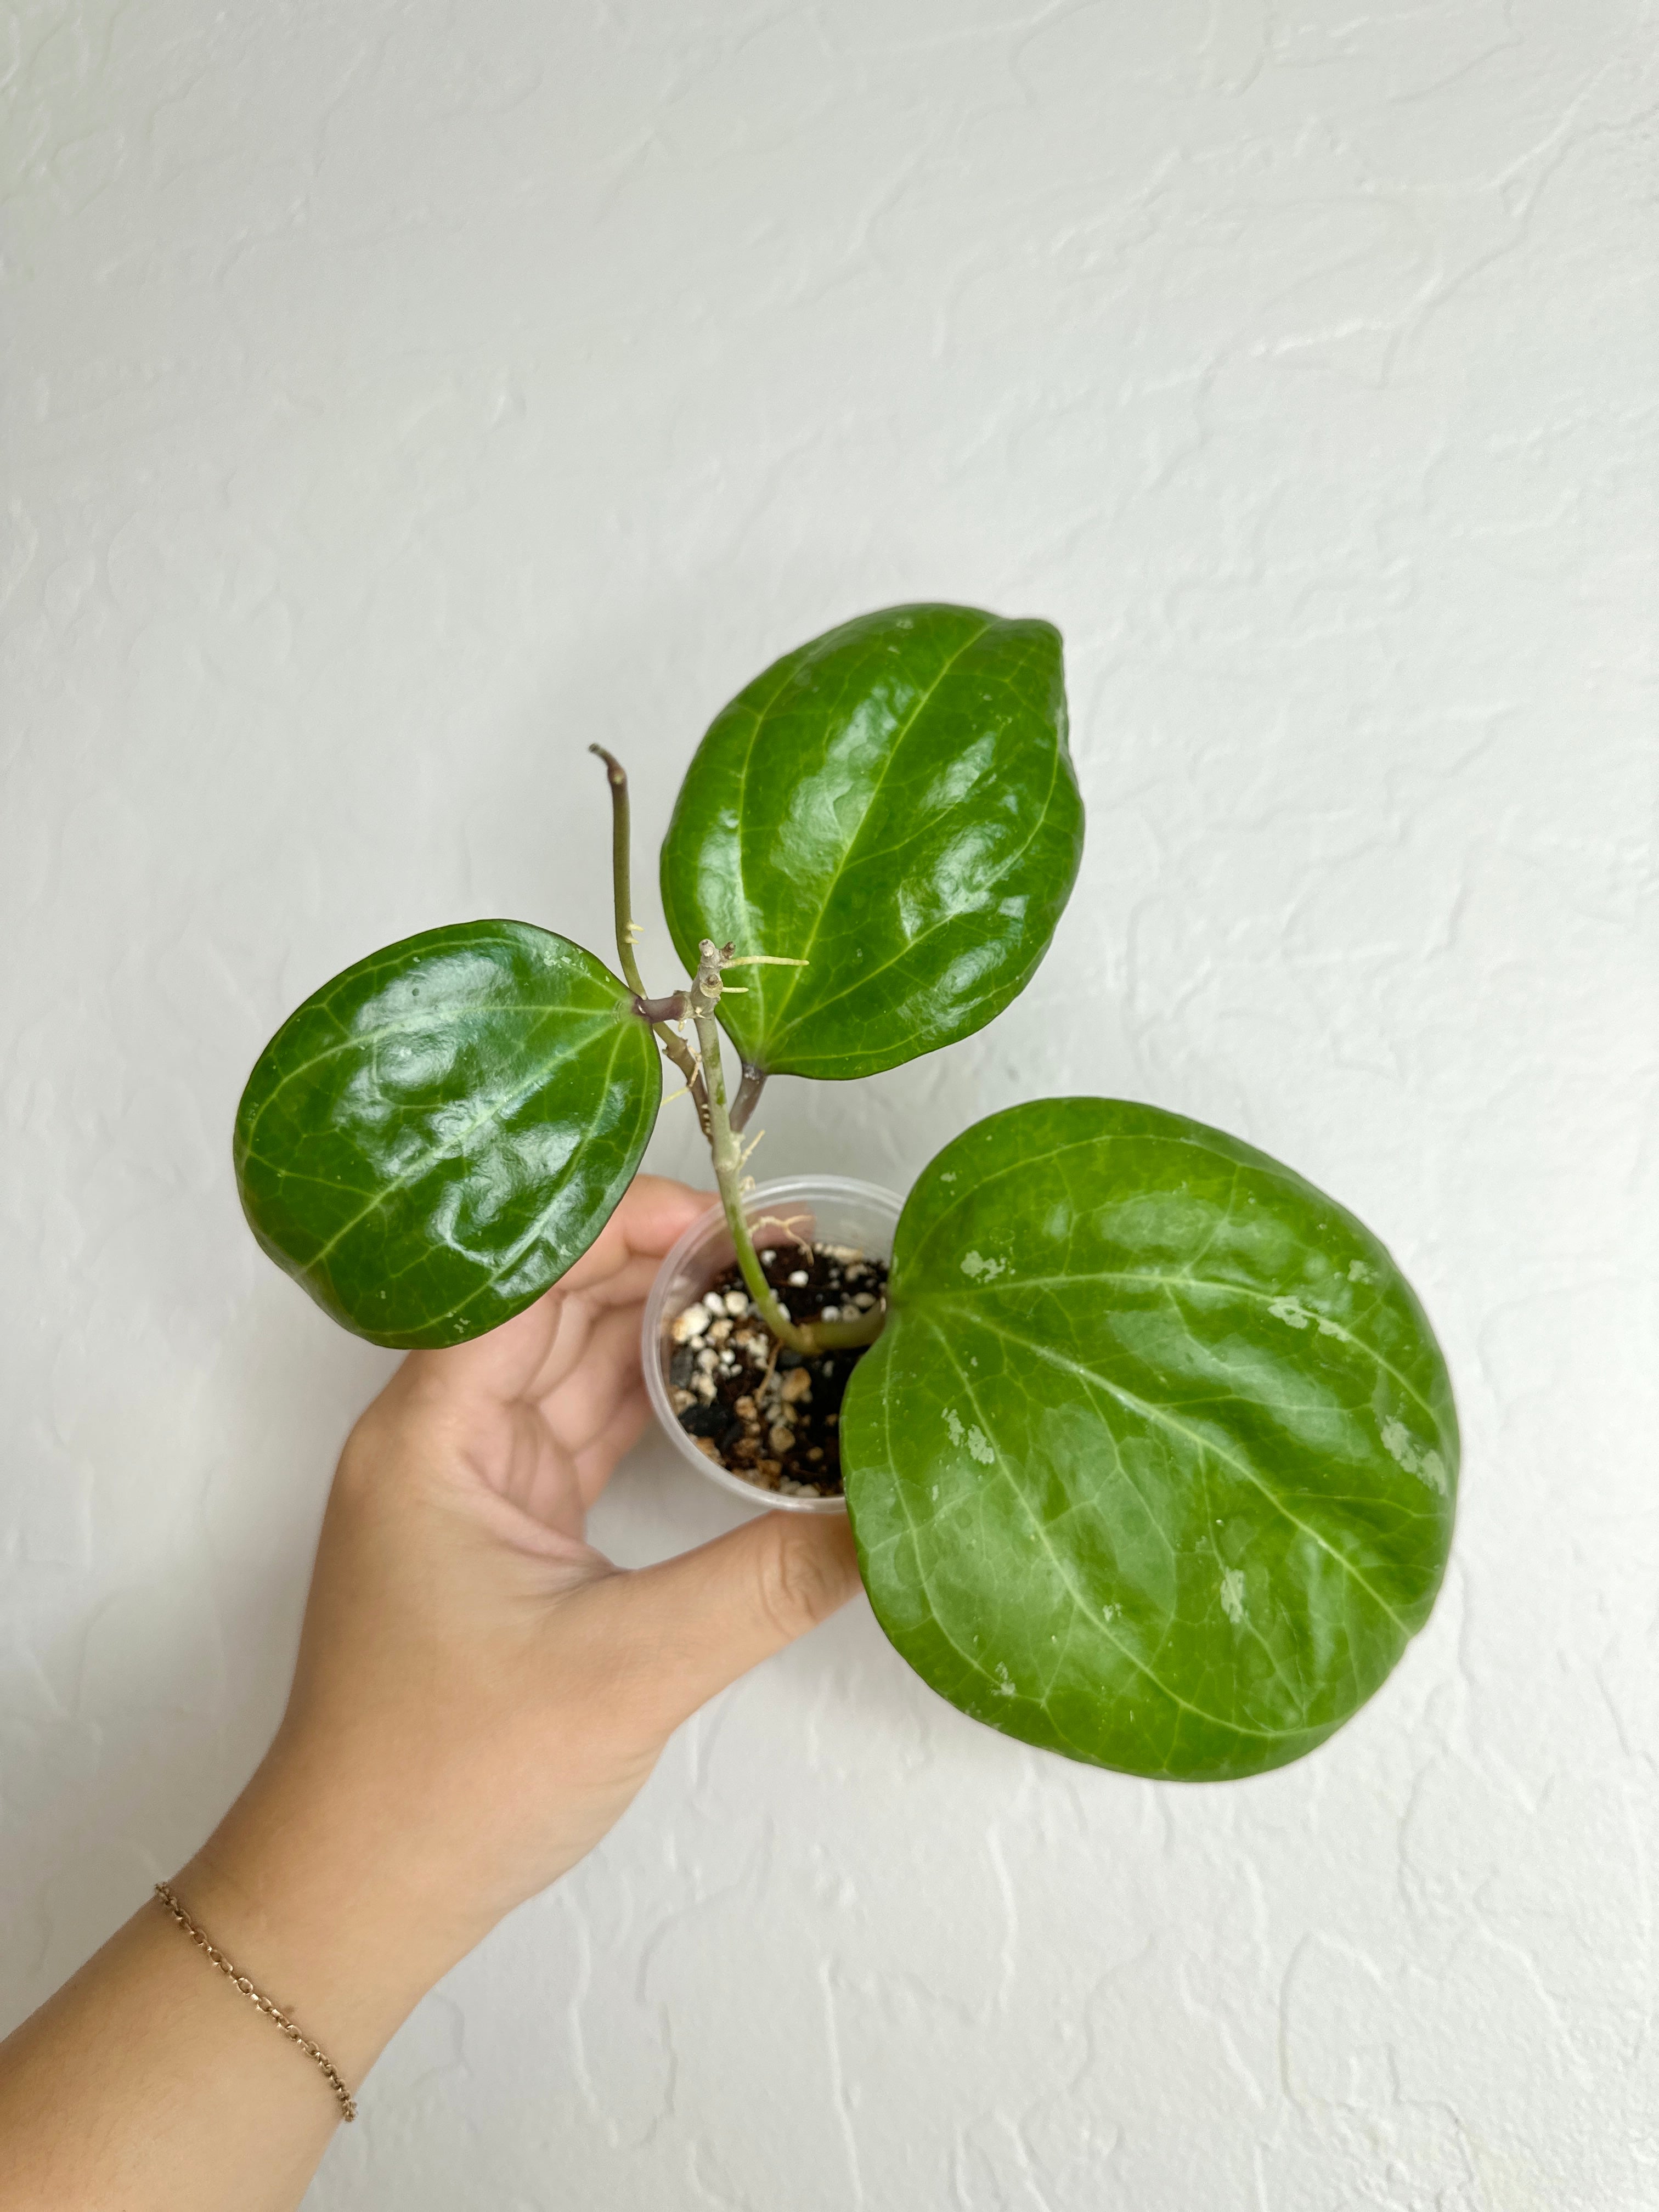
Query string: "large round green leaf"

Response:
xmin=234 ymin=922 xmax=660 ymax=1349
xmin=842 ymin=1099 xmax=1458 ymax=1780
xmin=661 ymin=603 xmax=1083 ymax=1080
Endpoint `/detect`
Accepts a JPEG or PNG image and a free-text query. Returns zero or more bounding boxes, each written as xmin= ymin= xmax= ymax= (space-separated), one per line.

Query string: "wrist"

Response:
xmin=178 ymin=1738 xmax=498 ymax=2088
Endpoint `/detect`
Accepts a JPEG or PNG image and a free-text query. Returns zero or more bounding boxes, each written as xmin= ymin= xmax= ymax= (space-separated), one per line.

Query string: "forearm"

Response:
xmin=0 ymin=1177 xmax=858 ymax=2206
xmin=0 ymin=1894 xmax=341 ymax=2212
xmin=0 ymin=1754 xmax=476 ymax=2212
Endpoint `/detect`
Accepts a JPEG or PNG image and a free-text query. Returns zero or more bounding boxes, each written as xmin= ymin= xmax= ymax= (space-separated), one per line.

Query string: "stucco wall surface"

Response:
xmin=3 ymin=3 xmax=1656 ymax=2205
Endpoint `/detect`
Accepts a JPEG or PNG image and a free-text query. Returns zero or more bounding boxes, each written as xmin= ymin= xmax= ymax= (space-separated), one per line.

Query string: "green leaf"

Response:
xmin=842 ymin=1098 xmax=1458 ymax=1780
xmin=234 ymin=922 xmax=660 ymax=1350
xmin=661 ymin=602 xmax=1083 ymax=1080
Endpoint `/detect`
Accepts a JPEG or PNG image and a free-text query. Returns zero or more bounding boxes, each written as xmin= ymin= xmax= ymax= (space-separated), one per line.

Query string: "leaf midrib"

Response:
xmin=399 ymin=1018 xmax=654 ymax=1336
xmin=764 ymin=712 xmax=1067 ymax=1054
xmin=263 ymin=1017 xmax=642 ymax=1276
xmin=240 ymin=1002 xmax=613 ymax=1142
xmin=919 ymin=1319 xmax=1334 ymax=1749
xmin=928 ymin=1302 xmax=1415 ymax=1639
xmin=752 ymin=616 xmax=994 ymax=1048
xmin=933 ymin=1268 xmax=1444 ymax=1439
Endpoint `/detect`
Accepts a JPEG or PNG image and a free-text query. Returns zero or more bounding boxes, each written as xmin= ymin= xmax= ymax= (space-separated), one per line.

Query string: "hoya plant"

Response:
xmin=235 ymin=603 xmax=1458 ymax=1782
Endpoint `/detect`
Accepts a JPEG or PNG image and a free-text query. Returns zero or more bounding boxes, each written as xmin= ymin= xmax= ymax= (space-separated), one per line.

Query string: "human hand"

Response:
xmin=184 ymin=1173 xmax=864 ymax=2078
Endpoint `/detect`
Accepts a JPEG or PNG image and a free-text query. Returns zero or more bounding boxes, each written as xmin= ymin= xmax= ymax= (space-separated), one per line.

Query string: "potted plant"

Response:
xmin=234 ymin=602 xmax=1458 ymax=1781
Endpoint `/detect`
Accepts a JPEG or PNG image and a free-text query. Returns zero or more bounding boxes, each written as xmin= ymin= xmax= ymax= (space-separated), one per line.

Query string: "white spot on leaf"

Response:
xmin=1220 ymin=1569 xmax=1246 ymax=1624
xmin=943 ymin=1408 xmax=996 ymax=1464
xmin=960 ymin=1249 xmax=1007 ymax=1281
xmin=1381 ymin=1417 xmax=1449 ymax=1494
xmin=1268 ymin=1295 xmax=1312 ymax=1329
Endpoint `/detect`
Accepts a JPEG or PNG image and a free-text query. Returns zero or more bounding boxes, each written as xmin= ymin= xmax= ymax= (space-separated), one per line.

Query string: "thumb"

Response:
xmin=614 ymin=1511 xmax=864 ymax=1736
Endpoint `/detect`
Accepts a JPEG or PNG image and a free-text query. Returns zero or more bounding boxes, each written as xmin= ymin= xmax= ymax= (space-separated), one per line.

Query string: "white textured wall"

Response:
xmin=4 ymin=3 xmax=1655 ymax=2204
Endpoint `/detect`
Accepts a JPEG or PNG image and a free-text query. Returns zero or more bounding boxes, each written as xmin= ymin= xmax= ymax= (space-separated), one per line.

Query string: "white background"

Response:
xmin=4 ymin=3 xmax=1656 ymax=2205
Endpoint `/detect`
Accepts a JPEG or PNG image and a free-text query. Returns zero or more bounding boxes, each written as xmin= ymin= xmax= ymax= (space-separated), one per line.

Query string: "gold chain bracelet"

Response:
xmin=153 ymin=1882 xmax=357 ymax=2123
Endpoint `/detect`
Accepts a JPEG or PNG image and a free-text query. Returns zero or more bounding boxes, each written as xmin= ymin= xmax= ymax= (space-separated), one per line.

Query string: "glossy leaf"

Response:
xmin=234 ymin=922 xmax=659 ymax=1350
xmin=661 ymin=602 xmax=1083 ymax=1080
xmin=842 ymin=1098 xmax=1458 ymax=1780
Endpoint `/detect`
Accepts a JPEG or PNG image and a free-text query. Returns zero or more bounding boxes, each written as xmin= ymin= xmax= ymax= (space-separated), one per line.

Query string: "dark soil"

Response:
xmin=667 ymin=1242 xmax=888 ymax=1498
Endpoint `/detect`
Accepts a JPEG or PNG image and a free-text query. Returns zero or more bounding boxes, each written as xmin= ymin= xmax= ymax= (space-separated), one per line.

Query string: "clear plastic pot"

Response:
xmin=641 ymin=1174 xmax=905 ymax=1515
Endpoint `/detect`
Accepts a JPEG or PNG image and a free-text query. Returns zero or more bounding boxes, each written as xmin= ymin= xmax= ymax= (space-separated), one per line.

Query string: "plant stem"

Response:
xmin=589 ymin=746 xmax=711 ymax=1140
xmin=730 ymin=1062 xmax=767 ymax=1133
xmin=586 ymin=761 xmax=882 ymax=1350
xmin=687 ymin=940 xmax=885 ymax=1357
xmin=689 ymin=945 xmax=809 ymax=1352
xmin=589 ymin=745 xmax=649 ymax=998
